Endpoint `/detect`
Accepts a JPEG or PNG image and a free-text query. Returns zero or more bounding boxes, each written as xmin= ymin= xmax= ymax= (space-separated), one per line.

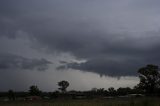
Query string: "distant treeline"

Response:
xmin=0 ymin=64 xmax=160 ymax=100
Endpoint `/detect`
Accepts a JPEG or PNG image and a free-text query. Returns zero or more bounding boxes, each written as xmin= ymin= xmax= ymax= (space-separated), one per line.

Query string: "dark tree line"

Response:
xmin=1 ymin=64 xmax=160 ymax=100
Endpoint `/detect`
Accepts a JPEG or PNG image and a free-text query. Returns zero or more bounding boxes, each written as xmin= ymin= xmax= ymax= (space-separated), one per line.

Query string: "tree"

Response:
xmin=137 ymin=64 xmax=160 ymax=94
xmin=108 ymin=87 xmax=115 ymax=93
xmin=108 ymin=87 xmax=116 ymax=96
xmin=117 ymin=87 xmax=131 ymax=96
xmin=97 ymin=88 xmax=105 ymax=96
xmin=29 ymin=85 xmax=41 ymax=96
xmin=8 ymin=90 xmax=15 ymax=100
xmin=58 ymin=80 xmax=69 ymax=93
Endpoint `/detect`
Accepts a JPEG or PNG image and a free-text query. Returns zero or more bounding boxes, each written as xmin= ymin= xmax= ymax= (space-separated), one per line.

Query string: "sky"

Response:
xmin=0 ymin=0 xmax=160 ymax=91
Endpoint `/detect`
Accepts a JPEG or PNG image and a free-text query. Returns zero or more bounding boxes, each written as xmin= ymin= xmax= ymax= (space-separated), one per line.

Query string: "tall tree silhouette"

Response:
xmin=58 ymin=80 xmax=69 ymax=93
xmin=29 ymin=85 xmax=41 ymax=96
xmin=137 ymin=64 xmax=160 ymax=94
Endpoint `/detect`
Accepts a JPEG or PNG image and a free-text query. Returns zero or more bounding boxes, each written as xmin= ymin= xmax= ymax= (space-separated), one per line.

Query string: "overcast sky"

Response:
xmin=0 ymin=0 xmax=160 ymax=91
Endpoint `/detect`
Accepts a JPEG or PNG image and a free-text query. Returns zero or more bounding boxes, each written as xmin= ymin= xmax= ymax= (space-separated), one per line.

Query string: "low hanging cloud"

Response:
xmin=1 ymin=0 xmax=160 ymax=76
xmin=57 ymin=57 xmax=146 ymax=77
xmin=0 ymin=53 xmax=52 ymax=71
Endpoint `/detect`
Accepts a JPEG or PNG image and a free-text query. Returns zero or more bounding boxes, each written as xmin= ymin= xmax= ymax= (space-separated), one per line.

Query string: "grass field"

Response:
xmin=0 ymin=97 xmax=160 ymax=106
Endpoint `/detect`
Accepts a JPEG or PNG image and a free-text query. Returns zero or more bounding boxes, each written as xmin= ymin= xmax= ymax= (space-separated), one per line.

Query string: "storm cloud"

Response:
xmin=1 ymin=0 xmax=160 ymax=77
xmin=0 ymin=53 xmax=51 ymax=71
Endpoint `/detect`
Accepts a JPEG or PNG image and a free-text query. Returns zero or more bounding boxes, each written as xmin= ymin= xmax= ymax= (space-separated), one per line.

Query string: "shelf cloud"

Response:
xmin=1 ymin=0 xmax=160 ymax=79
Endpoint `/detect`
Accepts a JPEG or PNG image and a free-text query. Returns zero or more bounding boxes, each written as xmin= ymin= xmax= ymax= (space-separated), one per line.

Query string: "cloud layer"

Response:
xmin=0 ymin=53 xmax=51 ymax=71
xmin=1 ymin=0 xmax=160 ymax=76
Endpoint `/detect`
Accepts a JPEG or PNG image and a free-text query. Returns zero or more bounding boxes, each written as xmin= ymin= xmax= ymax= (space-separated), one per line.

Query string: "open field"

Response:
xmin=0 ymin=97 xmax=160 ymax=106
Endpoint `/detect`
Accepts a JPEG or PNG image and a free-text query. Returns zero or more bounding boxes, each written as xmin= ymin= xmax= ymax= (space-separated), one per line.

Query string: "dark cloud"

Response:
xmin=57 ymin=57 xmax=146 ymax=77
xmin=0 ymin=53 xmax=52 ymax=71
xmin=37 ymin=31 xmax=160 ymax=76
xmin=1 ymin=0 xmax=160 ymax=76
